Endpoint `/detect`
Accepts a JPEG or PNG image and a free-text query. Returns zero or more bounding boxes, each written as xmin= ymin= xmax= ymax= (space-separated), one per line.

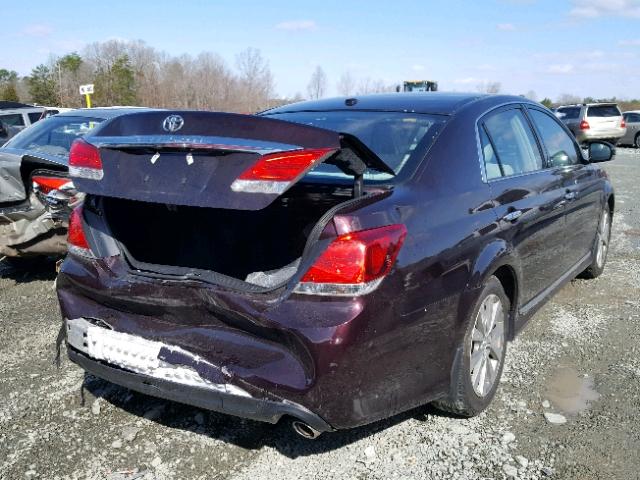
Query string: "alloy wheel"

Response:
xmin=596 ymin=210 xmax=611 ymax=269
xmin=469 ymin=293 xmax=505 ymax=397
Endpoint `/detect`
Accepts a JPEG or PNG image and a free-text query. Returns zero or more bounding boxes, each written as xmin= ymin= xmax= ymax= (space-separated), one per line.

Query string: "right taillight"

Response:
xmin=579 ymin=120 xmax=590 ymax=130
xmin=294 ymin=224 xmax=407 ymax=296
xmin=69 ymin=139 xmax=103 ymax=180
xmin=67 ymin=206 xmax=93 ymax=257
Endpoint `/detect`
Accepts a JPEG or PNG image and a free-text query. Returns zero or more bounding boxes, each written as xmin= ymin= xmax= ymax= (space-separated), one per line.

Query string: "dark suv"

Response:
xmin=56 ymin=94 xmax=614 ymax=438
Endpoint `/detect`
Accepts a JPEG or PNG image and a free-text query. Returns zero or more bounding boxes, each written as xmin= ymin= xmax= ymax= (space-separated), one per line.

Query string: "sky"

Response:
xmin=3 ymin=0 xmax=640 ymax=101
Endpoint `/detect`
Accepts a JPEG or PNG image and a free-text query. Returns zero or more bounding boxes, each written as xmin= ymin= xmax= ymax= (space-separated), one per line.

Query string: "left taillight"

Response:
xmin=230 ymin=148 xmax=336 ymax=194
xmin=32 ymin=175 xmax=72 ymax=194
xmin=69 ymin=139 xmax=103 ymax=180
xmin=67 ymin=206 xmax=94 ymax=257
xmin=294 ymin=224 xmax=407 ymax=296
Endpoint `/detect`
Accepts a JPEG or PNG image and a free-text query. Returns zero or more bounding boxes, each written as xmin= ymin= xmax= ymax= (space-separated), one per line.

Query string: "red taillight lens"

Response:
xmin=231 ymin=148 xmax=336 ymax=194
xmin=621 ymin=119 xmax=626 ymax=128
xmin=295 ymin=224 xmax=407 ymax=296
xmin=579 ymin=120 xmax=590 ymax=130
xmin=69 ymin=139 xmax=103 ymax=180
xmin=68 ymin=206 xmax=90 ymax=252
xmin=32 ymin=176 xmax=71 ymax=194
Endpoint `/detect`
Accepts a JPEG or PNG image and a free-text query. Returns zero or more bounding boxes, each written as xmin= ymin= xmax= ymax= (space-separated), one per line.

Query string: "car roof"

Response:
xmin=557 ymin=103 xmax=619 ymax=108
xmin=56 ymin=107 xmax=160 ymax=120
xmin=0 ymin=101 xmax=34 ymax=110
xmin=263 ymin=92 xmax=516 ymax=116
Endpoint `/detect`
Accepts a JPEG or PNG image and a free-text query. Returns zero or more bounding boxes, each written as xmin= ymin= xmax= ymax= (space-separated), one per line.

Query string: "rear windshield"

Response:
xmin=555 ymin=107 xmax=580 ymax=120
xmin=263 ymin=111 xmax=446 ymax=181
xmin=587 ymin=105 xmax=621 ymax=118
xmin=3 ymin=115 xmax=104 ymax=161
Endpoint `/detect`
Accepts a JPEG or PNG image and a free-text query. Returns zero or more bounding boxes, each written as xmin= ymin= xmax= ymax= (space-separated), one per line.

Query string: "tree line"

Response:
xmin=0 ymin=40 xmax=282 ymax=112
xmin=2 ymin=40 xmax=639 ymax=112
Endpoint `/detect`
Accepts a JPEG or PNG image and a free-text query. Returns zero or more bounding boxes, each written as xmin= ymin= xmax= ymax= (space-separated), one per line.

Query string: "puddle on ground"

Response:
xmin=545 ymin=367 xmax=600 ymax=414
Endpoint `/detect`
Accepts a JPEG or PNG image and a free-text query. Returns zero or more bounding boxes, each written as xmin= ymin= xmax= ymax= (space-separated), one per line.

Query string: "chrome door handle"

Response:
xmin=502 ymin=210 xmax=523 ymax=222
xmin=564 ymin=191 xmax=577 ymax=201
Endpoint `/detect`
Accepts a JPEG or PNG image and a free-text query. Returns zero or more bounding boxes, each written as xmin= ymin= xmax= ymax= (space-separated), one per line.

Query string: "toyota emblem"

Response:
xmin=162 ymin=114 xmax=184 ymax=133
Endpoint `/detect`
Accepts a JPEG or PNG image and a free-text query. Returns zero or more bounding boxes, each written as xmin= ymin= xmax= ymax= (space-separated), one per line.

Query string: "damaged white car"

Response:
xmin=0 ymin=108 xmax=153 ymax=265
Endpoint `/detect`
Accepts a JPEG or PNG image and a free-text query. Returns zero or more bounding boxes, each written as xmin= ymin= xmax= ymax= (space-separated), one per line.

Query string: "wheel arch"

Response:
xmin=467 ymin=239 xmax=521 ymax=340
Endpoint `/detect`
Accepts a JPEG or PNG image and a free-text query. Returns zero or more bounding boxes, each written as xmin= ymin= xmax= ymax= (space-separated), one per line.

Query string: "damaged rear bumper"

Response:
xmin=66 ymin=318 xmax=333 ymax=433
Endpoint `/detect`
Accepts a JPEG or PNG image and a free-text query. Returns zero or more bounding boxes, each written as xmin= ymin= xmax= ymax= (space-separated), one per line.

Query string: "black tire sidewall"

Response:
xmin=589 ymin=207 xmax=612 ymax=277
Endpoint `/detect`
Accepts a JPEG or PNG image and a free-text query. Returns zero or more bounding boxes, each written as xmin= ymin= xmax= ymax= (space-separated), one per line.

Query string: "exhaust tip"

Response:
xmin=291 ymin=420 xmax=322 ymax=439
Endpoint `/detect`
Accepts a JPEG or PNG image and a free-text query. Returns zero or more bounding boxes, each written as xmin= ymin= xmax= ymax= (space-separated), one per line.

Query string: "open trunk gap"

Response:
xmin=101 ymin=183 xmax=352 ymax=284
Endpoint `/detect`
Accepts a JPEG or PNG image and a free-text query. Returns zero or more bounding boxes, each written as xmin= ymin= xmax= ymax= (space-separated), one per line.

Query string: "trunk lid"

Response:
xmin=73 ymin=111 xmax=393 ymax=210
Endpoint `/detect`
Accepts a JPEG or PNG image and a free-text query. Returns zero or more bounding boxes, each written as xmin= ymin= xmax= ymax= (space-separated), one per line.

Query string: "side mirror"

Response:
xmin=588 ymin=141 xmax=615 ymax=163
xmin=550 ymin=151 xmax=571 ymax=166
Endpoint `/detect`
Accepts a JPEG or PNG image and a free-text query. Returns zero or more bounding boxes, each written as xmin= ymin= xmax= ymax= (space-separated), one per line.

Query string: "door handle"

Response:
xmin=502 ymin=209 xmax=523 ymax=222
xmin=564 ymin=190 xmax=577 ymax=201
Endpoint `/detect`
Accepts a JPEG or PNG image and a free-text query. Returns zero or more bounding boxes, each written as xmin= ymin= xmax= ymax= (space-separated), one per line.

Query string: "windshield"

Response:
xmin=263 ymin=111 xmax=446 ymax=181
xmin=3 ymin=115 xmax=105 ymax=161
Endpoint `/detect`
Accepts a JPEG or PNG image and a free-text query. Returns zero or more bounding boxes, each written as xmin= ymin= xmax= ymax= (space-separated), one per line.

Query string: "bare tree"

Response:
xmin=336 ymin=71 xmax=356 ymax=96
xmin=477 ymin=81 xmax=502 ymax=94
xmin=556 ymin=93 xmax=582 ymax=105
xmin=235 ymin=47 xmax=274 ymax=112
xmin=307 ymin=66 xmax=327 ymax=100
xmin=525 ymin=90 xmax=537 ymax=101
xmin=356 ymin=77 xmax=393 ymax=95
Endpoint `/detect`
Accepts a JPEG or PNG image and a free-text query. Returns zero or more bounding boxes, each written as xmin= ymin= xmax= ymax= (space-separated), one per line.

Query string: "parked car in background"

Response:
xmin=0 ymin=101 xmax=65 ymax=136
xmin=57 ymin=94 xmax=614 ymax=438
xmin=0 ymin=108 xmax=154 ymax=264
xmin=555 ymin=103 xmax=626 ymax=145
xmin=620 ymin=111 xmax=640 ymax=148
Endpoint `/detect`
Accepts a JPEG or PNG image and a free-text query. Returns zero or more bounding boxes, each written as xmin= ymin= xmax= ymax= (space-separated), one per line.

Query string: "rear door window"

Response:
xmin=0 ymin=113 xmax=25 ymax=126
xmin=482 ymin=108 xmax=543 ymax=178
xmin=556 ymin=107 xmax=580 ymax=120
xmin=624 ymin=113 xmax=640 ymax=123
xmin=528 ymin=109 xmax=580 ymax=167
xmin=586 ymin=105 xmax=621 ymax=118
xmin=28 ymin=112 xmax=44 ymax=123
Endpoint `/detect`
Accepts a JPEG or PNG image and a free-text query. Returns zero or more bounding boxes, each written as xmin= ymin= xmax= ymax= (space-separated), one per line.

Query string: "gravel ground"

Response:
xmin=1 ymin=150 xmax=639 ymax=480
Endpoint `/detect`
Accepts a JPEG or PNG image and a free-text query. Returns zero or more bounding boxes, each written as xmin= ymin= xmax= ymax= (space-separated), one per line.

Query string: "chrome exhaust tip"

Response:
xmin=291 ymin=420 xmax=322 ymax=439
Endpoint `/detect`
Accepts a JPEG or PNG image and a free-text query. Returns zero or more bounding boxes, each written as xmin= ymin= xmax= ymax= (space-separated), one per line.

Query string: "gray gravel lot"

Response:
xmin=1 ymin=150 xmax=639 ymax=480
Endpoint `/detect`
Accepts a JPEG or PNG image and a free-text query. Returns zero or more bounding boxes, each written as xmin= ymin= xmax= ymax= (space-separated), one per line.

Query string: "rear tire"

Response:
xmin=581 ymin=207 xmax=612 ymax=279
xmin=433 ymin=276 xmax=509 ymax=417
xmin=635 ymin=133 xmax=640 ymax=149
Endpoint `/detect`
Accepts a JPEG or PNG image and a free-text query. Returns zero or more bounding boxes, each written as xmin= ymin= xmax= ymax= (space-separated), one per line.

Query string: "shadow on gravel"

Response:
xmin=0 ymin=256 xmax=59 ymax=283
xmin=81 ymin=373 xmax=455 ymax=458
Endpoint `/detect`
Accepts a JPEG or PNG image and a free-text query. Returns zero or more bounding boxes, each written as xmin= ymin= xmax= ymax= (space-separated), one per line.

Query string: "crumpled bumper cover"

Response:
xmin=65 ymin=317 xmax=333 ymax=432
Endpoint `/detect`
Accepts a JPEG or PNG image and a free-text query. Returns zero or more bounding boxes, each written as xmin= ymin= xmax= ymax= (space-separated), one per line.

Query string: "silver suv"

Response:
xmin=555 ymin=103 xmax=626 ymax=145
xmin=620 ymin=111 xmax=640 ymax=148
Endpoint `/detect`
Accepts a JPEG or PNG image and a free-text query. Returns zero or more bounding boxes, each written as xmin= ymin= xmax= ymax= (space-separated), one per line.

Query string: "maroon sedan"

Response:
xmin=57 ymin=94 xmax=614 ymax=438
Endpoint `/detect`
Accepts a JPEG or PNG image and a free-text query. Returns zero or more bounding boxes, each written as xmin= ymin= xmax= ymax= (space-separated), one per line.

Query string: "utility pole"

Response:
xmin=58 ymin=62 xmax=63 ymax=107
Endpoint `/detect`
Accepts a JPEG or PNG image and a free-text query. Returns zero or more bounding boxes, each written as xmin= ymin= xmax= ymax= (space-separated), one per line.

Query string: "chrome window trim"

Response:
xmin=474 ymin=101 xmax=583 ymax=184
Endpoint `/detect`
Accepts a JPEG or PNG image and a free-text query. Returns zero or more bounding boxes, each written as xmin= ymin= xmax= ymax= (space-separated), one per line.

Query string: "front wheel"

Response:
xmin=634 ymin=133 xmax=640 ymax=149
xmin=433 ymin=276 xmax=509 ymax=416
xmin=581 ymin=207 xmax=612 ymax=279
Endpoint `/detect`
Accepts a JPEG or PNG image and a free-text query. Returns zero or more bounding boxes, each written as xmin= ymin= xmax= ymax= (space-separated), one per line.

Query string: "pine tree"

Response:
xmin=28 ymin=65 xmax=58 ymax=105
